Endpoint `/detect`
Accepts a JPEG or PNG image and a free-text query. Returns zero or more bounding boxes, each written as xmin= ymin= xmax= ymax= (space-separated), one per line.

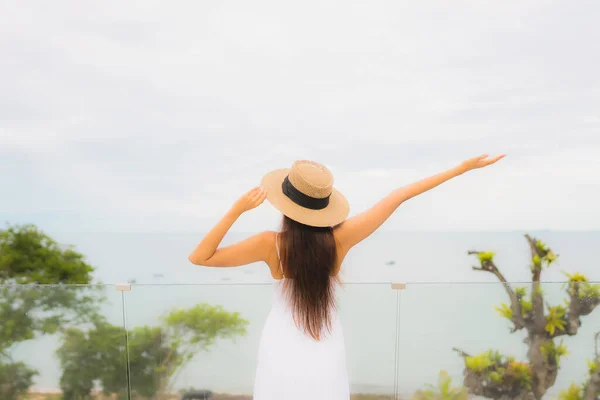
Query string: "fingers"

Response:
xmin=257 ymin=188 xmax=268 ymax=203
xmin=252 ymin=187 xmax=266 ymax=200
xmin=246 ymin=186 xmax=263 ymax=200
xmin=235 ymin=186 xmax=267 ymax=213
xmin=249 ymin=186 xmax=268 ymax=205
xmin=248 ymin=187 xmax=261 ymax=196
xmin=485 ymin=154 xmax=506 ymax=165
xmin=466 ymin=153 xmax=505 ymax=170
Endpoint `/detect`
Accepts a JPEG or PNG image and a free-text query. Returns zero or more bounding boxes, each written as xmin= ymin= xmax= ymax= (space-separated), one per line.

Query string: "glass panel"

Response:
xmin=123 ymin=282 xmax=398 ymax=399
xmin=398 ymin=282 xmax=600 ymax=399
xmin=1 ymin=284 xmax=128 ymax=399
xmin=340 ymin=283 xmax=398 ymax=399
xmin=123 ymin=283 xmax=271 ymax=399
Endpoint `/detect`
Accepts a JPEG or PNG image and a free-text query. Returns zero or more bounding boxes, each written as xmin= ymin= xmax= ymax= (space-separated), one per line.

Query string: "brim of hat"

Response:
xmin=261 ymin=168 xmax=350 ymax=228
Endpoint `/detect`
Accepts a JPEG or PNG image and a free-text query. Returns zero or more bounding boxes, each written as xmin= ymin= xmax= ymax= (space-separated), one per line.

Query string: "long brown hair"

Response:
xmin=279 ymin=215 xmax=339 ymax=340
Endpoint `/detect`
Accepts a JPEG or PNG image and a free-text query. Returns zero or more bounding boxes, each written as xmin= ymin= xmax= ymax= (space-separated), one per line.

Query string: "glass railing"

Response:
xmin=122 ymin=283 xmax=399 ymax=399
xmin=398 ymin=282 xmax=600 ymax=399
xmin=2 ymin=281 xmax=598 ymax=399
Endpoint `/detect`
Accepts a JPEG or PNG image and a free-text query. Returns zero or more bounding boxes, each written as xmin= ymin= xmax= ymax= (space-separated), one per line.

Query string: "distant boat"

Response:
xmin=385 ymin=260 xmax=396 ymax=266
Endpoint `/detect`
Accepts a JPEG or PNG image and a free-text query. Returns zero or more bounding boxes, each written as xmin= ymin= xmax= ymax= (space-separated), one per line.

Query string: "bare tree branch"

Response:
xmin=452 ymin=347 xmax=471 ymax=358
xmin=469 ymin=251 xmax=527 ymax=330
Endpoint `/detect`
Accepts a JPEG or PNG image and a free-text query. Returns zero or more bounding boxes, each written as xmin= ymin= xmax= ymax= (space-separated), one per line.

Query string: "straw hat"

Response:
xmin=261 ymin=160 xmax=350 ymax=227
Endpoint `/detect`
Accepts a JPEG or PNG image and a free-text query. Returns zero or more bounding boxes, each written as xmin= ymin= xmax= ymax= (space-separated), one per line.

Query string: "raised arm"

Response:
xmin=335 ymin=154 xmax=505 ymax=252
xmin=188 ymin=187 xmax=270 ymax=267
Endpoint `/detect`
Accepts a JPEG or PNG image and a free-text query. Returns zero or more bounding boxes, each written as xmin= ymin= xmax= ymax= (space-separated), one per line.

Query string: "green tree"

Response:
xmin=412 ymin=370 xmax=468 ymax=400
xmin=454 ymin=235 xmax=600 ymax=400
xmin=0 ymin=224 xmax=100 ymax=398
xmin=57 ymin=305 xmax=249 ymax=399
xmin=0 ymin=361 xmax=37 ymax=399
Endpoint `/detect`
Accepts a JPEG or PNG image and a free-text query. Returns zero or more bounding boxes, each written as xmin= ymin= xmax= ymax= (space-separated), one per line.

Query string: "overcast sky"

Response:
xmin=1 ymin=1 xmax=599 ymax=232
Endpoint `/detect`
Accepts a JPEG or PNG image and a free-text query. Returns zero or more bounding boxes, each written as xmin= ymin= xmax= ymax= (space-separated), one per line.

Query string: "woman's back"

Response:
xmin=254 ymin=239 xmax=349 ymax=400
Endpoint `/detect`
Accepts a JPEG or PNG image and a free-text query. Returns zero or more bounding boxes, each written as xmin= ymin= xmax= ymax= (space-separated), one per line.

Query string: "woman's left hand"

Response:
xmin=232 ymin=187 xmax=268 ymax=214
xmin=460 ymin=154 xmax=506 ymax=172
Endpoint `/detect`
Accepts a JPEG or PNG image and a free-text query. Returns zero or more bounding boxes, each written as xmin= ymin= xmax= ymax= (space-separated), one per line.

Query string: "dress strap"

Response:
xmin=275 ymin=233 xmax=284 ymax=277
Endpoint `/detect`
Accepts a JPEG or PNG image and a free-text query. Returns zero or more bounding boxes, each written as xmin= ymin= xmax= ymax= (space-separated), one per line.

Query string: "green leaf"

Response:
xmin=545 ymin=250 xmax=558 ymax=264
xmin=541 ymin=340 xmax=569 ymax=366
xmin=489 ymin=371 xmax=503 ymax=384
xmin=588 ymin=359 xmax=598 ymax=374
xmin=535 ymin=240 xmax=548 ymax=253
xmin=520 ymin=300 xmax=533 ymax=315
xmin=515 ymin=287 xmax=527 ymax=298
xmin=506 ymin=361 xmax=533 ymax=389
xmin=558 ymin=383 xmax=583 ymax=400
xmin=465 ymin=351 xmax=496 ymax=372
xmin=412 ymin=370 xmax=468 ymax=400
xmin=495 ymin=303 xmax=513 ymax=320
xmin=477 ymin=251 xmax=495 ymax=264
xmin=579 ymin=283 xmax=600 ymax=300
xmin=545 ymin=305 xmax=567 ymax=336
xmin=563 ymin=271 xmax=588 ymax=283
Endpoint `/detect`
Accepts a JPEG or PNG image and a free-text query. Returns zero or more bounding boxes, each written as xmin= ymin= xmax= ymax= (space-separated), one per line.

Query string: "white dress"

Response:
xmin=253 ymin=236 xmax=350 ymax=399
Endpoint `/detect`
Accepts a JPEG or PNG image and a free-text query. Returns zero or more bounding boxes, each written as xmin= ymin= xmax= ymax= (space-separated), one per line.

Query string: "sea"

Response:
xmin=8 ymin=231 xmax=600 ymax=398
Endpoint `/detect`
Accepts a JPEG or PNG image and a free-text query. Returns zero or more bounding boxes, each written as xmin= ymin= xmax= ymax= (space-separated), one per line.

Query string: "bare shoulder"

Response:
xmin=257 ymin=231 xmax=278 ymax=254
xmin=259 ymin=230 xmax=277 ymax=241
xmin=332 ymin=226 xmax=350 ymax=273
xmin=333 ymin=222 xmax=352 ymax=254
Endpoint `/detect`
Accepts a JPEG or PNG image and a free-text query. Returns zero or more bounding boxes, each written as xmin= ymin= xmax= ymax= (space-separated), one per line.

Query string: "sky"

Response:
xmin=1 ymin=1 xmax=599 ymax=232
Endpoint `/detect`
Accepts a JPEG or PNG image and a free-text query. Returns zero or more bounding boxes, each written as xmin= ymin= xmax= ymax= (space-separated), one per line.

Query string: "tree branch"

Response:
xmin=524 ymin=234 xmax=542 ymax=258
xmin=553 ymin=283 xmax=600 ymax=338
xmin=469 ymin=251 xmax=527 ymax=330
xmin=452 ymin=347 xmax=471 ymax=358
xmin=523 ymin=235 xmax=547 ymax=333
xmin=456 ymin=351 xmax=536 ymax=400
xmin=524 ymin=234 xmax=542 ymax=281
xmin=584 ymin=366 xmax=600 ymax=400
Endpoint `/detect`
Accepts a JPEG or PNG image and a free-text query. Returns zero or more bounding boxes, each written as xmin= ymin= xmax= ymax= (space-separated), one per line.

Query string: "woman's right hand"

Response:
xmin=460 ymin=154 xmax=506 ymax=172
xmin=232 ymin=187 xmax=268 ymax=214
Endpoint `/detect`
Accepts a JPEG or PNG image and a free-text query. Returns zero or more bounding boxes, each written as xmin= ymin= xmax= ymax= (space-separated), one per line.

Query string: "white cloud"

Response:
xmin=1 ymin=1 xmax=599 ymax=231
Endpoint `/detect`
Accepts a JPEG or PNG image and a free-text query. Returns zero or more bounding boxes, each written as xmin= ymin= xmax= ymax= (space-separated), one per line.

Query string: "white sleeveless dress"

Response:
xmin=253 ymin=235 xmax=350 ymax=399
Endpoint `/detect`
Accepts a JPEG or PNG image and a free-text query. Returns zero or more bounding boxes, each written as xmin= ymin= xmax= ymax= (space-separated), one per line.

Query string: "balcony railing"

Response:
xmin=2 ymin=281 xmax=598 ymax=399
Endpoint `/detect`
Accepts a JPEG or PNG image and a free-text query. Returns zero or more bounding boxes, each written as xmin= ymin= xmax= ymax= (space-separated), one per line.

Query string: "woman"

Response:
xmin=188 ymin=154 xmax=504 ymax=399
